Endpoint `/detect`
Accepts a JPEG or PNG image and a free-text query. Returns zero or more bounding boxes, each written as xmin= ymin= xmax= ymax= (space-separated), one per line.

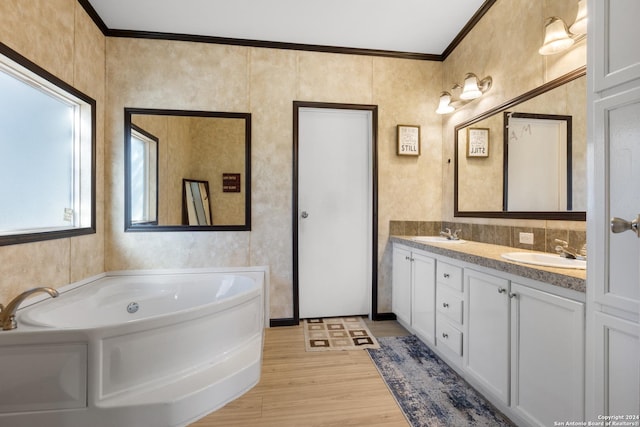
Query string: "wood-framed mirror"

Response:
xmin=454 ymin=67 xmax=586 ymax=220
xmin=124 ymin=108 xmax=251 ymax=232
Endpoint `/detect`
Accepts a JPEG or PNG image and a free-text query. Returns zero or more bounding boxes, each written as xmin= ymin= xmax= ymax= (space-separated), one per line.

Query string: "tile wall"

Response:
xmin=390 ymin=220 xmax=587 ymax=254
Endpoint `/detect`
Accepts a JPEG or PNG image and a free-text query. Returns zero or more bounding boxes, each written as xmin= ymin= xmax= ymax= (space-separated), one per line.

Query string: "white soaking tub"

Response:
xmin=0 ymin=267 xmax=267 ymax=427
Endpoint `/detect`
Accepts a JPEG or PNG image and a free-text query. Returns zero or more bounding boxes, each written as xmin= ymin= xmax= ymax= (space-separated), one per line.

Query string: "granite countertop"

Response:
xmin=391 ymin=236 xmax=586 ymax=293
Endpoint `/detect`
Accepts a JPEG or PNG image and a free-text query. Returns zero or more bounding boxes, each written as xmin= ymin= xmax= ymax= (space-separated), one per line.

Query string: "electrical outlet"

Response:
xmin=519 ymin=232 xmax=534 ymax=245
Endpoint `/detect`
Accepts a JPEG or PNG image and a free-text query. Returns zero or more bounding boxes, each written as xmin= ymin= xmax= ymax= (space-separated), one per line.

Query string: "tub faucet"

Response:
xmin=554 ymin=239 xmax=587 ymax=260
xmin=0 ymin=287 xmax=58 ymax=330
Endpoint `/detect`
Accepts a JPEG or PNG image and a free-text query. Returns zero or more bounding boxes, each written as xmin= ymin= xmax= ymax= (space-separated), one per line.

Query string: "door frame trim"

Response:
xmin=291 ymin=101 xmax=379 ymax=324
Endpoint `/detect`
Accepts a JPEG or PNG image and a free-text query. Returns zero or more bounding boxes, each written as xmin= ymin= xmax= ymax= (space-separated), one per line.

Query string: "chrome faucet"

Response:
xmin=554 ymin=239 xmax=587 ymax=260
xmin=0 ymin=287 xmax=58 ymax=330
xmin=440 ymin=228 xmax=462 ymax=240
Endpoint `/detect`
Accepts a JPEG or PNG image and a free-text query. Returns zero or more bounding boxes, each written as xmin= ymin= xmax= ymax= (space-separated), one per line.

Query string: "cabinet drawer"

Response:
xmin=436 ymin=318 xmax=463 ymax=357
xmin=437 ymin=285 xmax=463 ymax=324
xmin=437 ymin=261 xmax=463 ymax=291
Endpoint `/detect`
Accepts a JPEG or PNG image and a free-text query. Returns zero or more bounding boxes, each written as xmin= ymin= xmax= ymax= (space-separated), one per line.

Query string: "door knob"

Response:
xmin=301 ymin=211 xmax=309 ymax=219
xmin=610 ymin=215 xmax=640 ymax=237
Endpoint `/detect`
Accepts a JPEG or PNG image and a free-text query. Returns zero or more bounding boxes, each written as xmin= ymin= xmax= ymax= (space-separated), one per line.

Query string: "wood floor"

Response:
xmin=190 ymin=320 xmax=410 ymax=427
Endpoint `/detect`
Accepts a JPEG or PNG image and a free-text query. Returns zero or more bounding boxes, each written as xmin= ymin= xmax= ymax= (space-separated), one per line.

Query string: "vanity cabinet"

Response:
xmin=392 ymin=245 xmax=412 ymax=326
xmin=411 ymin=252 xmax=436 ymax=345
xmin=392 ymin=244 xmax=436 ymax=344
xmin=510 ymin=282 xmax=585 ymax=426
xmin=391 ymin=240 xmax=586 ymax=427
xmin=435 ymin=261 xmax=464 ymax=366
xmin=464 ymin=272 xmax=585 ymax=426
xmin=464 ymin=269 xmax=510 ymax=406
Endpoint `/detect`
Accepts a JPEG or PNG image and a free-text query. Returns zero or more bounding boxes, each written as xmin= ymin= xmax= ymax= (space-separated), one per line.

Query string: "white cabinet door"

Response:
xmin=411 ymin=252 xmax=436 ymax=345
xmin=592 ymin=0 xmax=640 ymax=91
xmin=592 ymin=87 xmax=640 ymax=313
xmin=464 ymin=269 xmax=510 ymax=405
xmin=588 ymin=1 xmax=640 ymax=415
xmin=592 ymin=312 xmax=640 ymax=418
xmin=392 ymin=245 xmax=412 ymax=326
xmin=510 ymin=283 xmax=585 ymax=427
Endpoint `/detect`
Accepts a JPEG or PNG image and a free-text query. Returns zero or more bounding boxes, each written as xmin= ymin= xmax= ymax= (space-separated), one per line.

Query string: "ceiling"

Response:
xmin=85 ymin=0 xmax=488 ymax=57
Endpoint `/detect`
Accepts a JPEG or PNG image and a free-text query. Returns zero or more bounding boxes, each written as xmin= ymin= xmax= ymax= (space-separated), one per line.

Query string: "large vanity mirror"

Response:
xmin=124 ymin=108 xmax=251 ymax=231
xmin=454 ymin=67 xmax=586 ymax=220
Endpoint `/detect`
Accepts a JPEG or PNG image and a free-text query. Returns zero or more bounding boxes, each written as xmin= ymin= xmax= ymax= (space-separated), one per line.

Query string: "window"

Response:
xmin=0 ymin=43 xmax=95 ymax=245
xmin=130 ymin=125 xmax=158 ymax=224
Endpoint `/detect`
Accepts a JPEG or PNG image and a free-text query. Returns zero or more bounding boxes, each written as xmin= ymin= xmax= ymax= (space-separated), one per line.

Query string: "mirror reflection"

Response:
xmin=125 ymin=108 xmax=251 ymax=231
xmin=454 ymin=69 xmax=586 ymax=220
xmin=505 ymin=112 xmax=571 ymax=211
xmin=183 ymin=179 xmax=212 ymax=226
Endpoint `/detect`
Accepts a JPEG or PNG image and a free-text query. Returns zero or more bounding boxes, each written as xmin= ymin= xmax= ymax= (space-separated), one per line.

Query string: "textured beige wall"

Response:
xmin=441 ymin=0 xmax=586 ymax=231
xmin=190 ymin=117 xmax=246 ymax=225
xmin=0 ymin=1 xmax=106 ymax=303
xmin=1 ymin=0 xmax=588 ymax=319
xmin=457 ymin=113 xmax=504 ymax=211
xmin=106 ymin=39 xmax=442 ymax=317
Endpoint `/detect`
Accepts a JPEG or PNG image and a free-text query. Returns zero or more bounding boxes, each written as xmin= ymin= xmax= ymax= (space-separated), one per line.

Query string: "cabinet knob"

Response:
xmin=498 ymin=287 xmax=506 ymax=294
xmin=442 ymin=302 xmax=449 ymax=308
xmin=509 ymin=292 xmax=517 ymax=299
xmin=442 ymin=332 xmax=449 ymax=339
xmin=443 ymin=273 xmax=450 ymax=278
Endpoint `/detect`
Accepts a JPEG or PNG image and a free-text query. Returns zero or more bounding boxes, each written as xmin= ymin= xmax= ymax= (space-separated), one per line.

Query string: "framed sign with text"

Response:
xmin=467 ymin=127 xmax=490 ymax=157
xmin=222 ymin=173 xmax=241 ymax=192
xmin=397 ymin=125 xmax=420 ymax=156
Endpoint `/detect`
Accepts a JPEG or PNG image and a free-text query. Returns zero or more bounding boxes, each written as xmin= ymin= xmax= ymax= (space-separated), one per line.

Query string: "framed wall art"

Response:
xmin=397 ymin=125 xmax=420 ymax=156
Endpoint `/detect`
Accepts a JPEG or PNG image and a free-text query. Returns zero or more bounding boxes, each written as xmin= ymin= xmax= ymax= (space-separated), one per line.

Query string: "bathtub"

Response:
xmin=0 ymin=267 xmax=267 ymax=427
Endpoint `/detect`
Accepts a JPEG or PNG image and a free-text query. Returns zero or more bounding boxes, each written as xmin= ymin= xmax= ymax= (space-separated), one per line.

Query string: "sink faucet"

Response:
xmin=554 ymin=239 xmax=587 ymax=260
xmin=440 ymin=228 xmax=462 ymax=240
xmin=0 ymin=287 xmax=58 ymax=330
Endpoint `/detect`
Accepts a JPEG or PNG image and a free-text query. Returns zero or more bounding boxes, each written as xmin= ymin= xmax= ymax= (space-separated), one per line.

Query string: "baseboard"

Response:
xmin=271 ymin=313 xmax=396 ymax=326
xmin=372 ymin=312 xmax=397 ymax=321
xmin=270 ymin=317 xmax=299 ymax=327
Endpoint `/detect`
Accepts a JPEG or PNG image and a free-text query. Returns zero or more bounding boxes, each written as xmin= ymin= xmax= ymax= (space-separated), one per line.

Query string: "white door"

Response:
xmin=589 ymin=87 xmax=640 ymax=418
xmin=587 ymin=0 xmax=640 ymax=418
xmin=297 ymin=107 xmax=372 ymax=319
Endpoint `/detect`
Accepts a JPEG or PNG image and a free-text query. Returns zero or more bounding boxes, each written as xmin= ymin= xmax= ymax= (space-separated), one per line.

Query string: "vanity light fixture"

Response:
xmin=435 ymin=73 xmax=492 ymax=114
xmin=539 ymin=0 xmax=587 ymax=55
xmin=569 ymin=0 xmax=587 ymax=35
xmin=436 ymin=92 xmax=455 ymax=114
xmin=459 ymin=73 xmax=492 ymax=100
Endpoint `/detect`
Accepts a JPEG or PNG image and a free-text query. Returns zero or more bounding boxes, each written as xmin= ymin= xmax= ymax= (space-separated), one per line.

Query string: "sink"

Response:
xmin=501 ymin=252 xmax=586 ymax=270
xmin=412 ymin=236 xmax=466 ymax=244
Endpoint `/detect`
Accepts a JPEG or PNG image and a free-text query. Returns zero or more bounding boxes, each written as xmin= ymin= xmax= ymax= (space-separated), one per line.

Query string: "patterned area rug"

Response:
xmin=367 ymin=335 xmax=514 ymax=427
xmin=303 ymin=317 xmax=380 ymax=351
